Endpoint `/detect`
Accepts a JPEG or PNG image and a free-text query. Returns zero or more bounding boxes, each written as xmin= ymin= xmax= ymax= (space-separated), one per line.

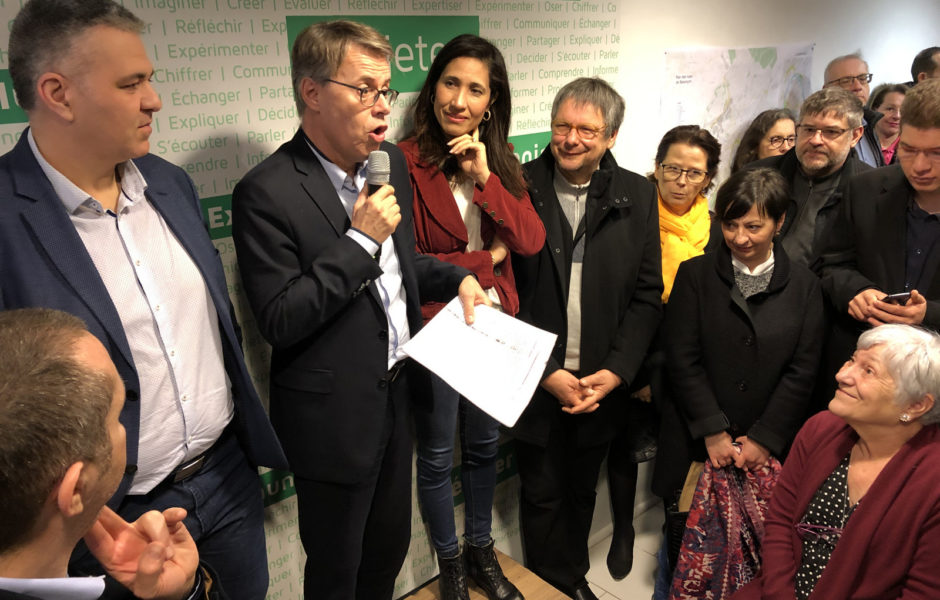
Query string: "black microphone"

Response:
xmin=367 ymin=150 xmax=390 ymax=196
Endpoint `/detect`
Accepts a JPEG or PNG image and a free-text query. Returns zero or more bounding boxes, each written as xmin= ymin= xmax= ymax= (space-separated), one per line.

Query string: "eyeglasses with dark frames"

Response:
xmin=767 ymin=135 xmax=796 ymax=149
xmin=796 ymin=124 xmax=852 ymax=141
xmin=824 ymin=73 xmax=874 ymax=88
xmin=659 ymin=163 xmax=708 ymax=184
xmin=324 ymin=79 xmax=400 ymax=107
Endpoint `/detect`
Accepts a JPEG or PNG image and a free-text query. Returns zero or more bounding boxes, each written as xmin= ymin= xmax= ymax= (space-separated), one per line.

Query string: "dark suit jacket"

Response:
xmin=818 ymin=164 xmax=940 ymax=398
xmin=231 ymin=131 xmax=468 ymax=483
xmin=0 ymin=131 xmax=287 ymax=504
xmin=821 ymin=164 xmax=940 ymax=328
xmin=510 ymin=149 xmax=663 ymax=447
xmin=651 ymin=243 xmax=824 ymax=497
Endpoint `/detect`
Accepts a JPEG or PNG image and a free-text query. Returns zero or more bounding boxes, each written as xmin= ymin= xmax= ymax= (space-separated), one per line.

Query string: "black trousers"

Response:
xmin=515 ymin=422 xmax=609 ymax=595
xmin=294 ymin=372 xmax=412 ymax=600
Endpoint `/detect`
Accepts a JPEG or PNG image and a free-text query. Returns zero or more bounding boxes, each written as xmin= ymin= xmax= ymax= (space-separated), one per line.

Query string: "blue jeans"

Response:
xmin=415 ymin=374 xmax=500 ymax=557
xmin=70 ymin=432 xmax=269 ymax=600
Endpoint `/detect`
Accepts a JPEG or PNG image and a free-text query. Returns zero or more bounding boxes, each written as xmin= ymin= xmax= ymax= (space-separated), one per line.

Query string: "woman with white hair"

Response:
xmin=733 ymin=324 xmax=940 ymax=599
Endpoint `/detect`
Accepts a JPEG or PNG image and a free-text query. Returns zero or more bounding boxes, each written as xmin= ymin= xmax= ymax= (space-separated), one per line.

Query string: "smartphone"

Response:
xmin=882 ymin=292 xmax=911 ymax=305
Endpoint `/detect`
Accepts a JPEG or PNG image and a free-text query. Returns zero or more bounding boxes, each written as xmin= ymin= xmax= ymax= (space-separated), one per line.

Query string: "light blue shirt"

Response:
xmin=855 ymin=117 xmax=881 ymax=167
xmin=306 ymin=139 xmax=410 ymax=369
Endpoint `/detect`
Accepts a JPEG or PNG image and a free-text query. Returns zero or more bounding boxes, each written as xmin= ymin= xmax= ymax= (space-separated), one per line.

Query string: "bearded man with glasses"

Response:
xmin=820 ymin=78 xmax=940 ymax=413
xmin=751 ymin=88 xmax=871 ymax=269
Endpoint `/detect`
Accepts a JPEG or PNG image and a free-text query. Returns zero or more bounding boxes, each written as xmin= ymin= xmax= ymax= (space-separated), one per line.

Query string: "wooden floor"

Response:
xmin=403 ymin=550 xmax=568 ymax=600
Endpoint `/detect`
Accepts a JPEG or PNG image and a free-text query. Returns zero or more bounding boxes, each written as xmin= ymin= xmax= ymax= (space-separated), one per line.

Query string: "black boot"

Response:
xmin=607 ymin=434 xmax=639 ymax=580
xmin=464 ymin=538 xmax=524 ymax=600
xmin=437 ymin=550 xmax=470 ymax=600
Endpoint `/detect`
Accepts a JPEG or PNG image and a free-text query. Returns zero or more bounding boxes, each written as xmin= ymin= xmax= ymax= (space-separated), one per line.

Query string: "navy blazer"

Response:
xmin=0 ymin=131 xmax=287 ymax=504
xmin=232 ymin=131 xmax=468 ymax=484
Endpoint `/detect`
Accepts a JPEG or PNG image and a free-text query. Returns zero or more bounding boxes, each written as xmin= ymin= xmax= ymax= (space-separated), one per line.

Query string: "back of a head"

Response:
xmin=0 ymin=308 xmax=112 ymax=555
xmin=9 ymin=0 xmax=144 ymax=112
xmin=911 ymin=47 xmax=940 ymax=82
xmin=900 ymin=79 xmax=940 ymax=130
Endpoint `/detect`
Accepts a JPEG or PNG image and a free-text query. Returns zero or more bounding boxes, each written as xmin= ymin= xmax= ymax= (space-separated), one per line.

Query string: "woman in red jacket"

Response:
xmin=733 ymin=324 xmax=940 ymax=599
xmin=398 ymin=34 xmax=544 ymax=600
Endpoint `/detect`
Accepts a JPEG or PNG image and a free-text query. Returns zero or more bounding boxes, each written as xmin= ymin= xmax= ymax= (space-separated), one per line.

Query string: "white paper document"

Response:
xmin=402 ymin=297 xmax=557 ymax=427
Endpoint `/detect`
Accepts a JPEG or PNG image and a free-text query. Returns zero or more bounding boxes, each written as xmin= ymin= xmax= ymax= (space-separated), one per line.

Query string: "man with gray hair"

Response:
xmin=752 ymin=88 xmax=872 ymax=267
xmin=820 ymin=78 xmax=940 ymax=398
xmin=0 ymin=1 xmax=286 ymax=596
xmin=510 ymin=77 xmax=662 ymax=600
xmin=822 ymin=52 xmax=884 ymax=167
xmin=232 ymin=20 xmax=486 ymax=600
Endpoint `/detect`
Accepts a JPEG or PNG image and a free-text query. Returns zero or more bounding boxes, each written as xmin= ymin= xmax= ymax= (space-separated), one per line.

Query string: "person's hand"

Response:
xmin=541 ymin=369 xmax=594 ymax=410
xmin=457 ymin=275 xmax=491 ymax=325
xmin=448 ymin=128 xmax=491 ymax=187
xmin=733 ymin=436 xmax=771 ymax=471
xmin=84 ymin=506 xmax=198 ymax=600
xmin=350 ymin=184 xmax=400 ymax=243
xmin=704 ymin=431 xmax=738 ymax=469
xmin=867 ymin=289 xmax=928 ymax=326
xmin=848 ymin=288 xmax=883 ymax=323
xmin=631 ymin=384 xmax=652 ymax=403
xmin=489 ymin=234 xmax=509 ymax=266
xmin=563 ymin=369 xmax=622 ymax=415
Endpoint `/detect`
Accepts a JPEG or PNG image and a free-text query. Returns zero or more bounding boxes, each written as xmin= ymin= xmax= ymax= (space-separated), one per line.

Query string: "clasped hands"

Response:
xmin=542 ymin=368 xmax=622 ymax=415
xmin=704 ymin=431 xmax=770 ymax=471
xmin=84 ymin=506 xmax=199 ymax=600
xmin=849 ymin=288 xmax=927 ymax=326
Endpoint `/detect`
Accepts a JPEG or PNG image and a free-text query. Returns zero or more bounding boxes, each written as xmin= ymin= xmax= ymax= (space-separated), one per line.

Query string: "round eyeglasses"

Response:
xmin=767 ymin=135 xmax=796 ymax=149
xmin=550 ymin=122 xmax=605 ymax=140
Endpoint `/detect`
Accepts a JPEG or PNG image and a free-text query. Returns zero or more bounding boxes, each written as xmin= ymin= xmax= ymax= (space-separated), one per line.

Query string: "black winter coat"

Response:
xmin=510 ymin=149 xmax=663 ymax=448
xmin=652 ymin=242 xmax=824 ymax=498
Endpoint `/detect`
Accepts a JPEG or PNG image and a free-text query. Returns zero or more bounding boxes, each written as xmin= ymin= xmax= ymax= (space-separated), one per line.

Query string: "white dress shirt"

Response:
xmin=28 ymin=131 xmax=234 ymax=493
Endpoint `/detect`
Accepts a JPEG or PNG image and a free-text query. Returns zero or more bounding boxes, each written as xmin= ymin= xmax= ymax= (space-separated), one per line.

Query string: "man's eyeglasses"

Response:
xmin=550 ymin=122 xmax=605 ymax=140
xmin=824 ymin=73 xmax=874 ymax=89
xmin=796 ymin=125 xmax=851 ymax=141
xmin=325 ymin=79 xmax=399 ymax=107
xmin=659 ymin=164 xmax=708 ymax=184
xmin=897 ymin=144 xmax=940 ymax=163
xmin=767 ymin=135 xmax=796 ymax=149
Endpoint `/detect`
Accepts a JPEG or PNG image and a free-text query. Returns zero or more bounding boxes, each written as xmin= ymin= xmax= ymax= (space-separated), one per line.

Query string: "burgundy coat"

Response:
xmin=398 ymin=138 xmax=545 ymax=319
xmin=732 ymin=410 xmax=940 ymax=600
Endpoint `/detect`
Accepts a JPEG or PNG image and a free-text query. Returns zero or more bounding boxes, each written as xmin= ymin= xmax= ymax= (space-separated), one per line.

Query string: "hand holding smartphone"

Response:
xmin=881 ymin=292 xmax=912 ymax=305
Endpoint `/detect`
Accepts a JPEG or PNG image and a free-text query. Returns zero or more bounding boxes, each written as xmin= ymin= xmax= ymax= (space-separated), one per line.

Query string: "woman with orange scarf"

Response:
xmin=604 ymin=125 xmax=722 ymax=581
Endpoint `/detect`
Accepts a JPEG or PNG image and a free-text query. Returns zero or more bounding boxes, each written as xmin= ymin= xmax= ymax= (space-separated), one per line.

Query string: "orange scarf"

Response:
xmin=659 ymin=193 xmax=712 ymax=302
